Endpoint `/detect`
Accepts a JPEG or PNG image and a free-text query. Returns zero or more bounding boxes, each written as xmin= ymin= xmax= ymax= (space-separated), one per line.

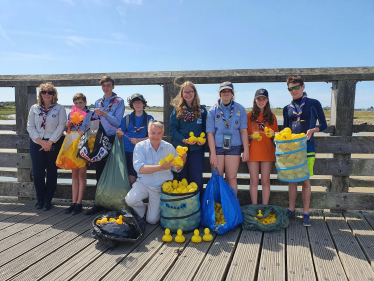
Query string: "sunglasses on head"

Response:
xmin=287 ymin=84 xmax=303 ymax=92
xmin=41 ymin=91 xmax=54 ymax=95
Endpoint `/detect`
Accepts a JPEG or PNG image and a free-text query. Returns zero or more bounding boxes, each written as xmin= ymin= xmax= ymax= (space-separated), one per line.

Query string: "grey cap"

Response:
xmin=130 ymin=93 xmax=145 ymax=103
xmin=219 ymin=81 xmax=234 ymax=93
xmin=254 ymin=88 xmax=269 ymax=99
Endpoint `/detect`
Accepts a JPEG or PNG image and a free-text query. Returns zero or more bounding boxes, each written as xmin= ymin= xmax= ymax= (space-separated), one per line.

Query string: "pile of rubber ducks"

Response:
xmin=96 ymin=215 xmax=123 ymax=225
xmin=162 ymin=178 xmax=198 ymax=193
xmin=215 ymin=202 xmax=226 ymax=225
xmin=252 ymin=210 xmax=277 ymax=225
xmin=274 ymin=127 xmax=305 ymax=142
xmin=277 ymin=165 xmax=309 ymax=180
xmin=162 ymin=228 xmax=213 ymax=243
xmin=252 ymin=127 xmax=273 ymax=142
xmin=189 ymin=132 xmax=206 ymax=144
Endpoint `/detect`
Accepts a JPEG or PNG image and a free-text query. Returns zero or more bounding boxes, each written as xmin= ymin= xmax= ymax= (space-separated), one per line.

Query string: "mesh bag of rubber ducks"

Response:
xmin=92 ymin=210 xmax=146 ymax=245
xmin=241 ymin=204 xmax=289 ymax=231
xmin=274 ymin=127 xmax=309 ymax=182
xmin=201 ymin=168 xmax=243 ymax=235
xmin=160 ymin=178 xmax=200 ymax=232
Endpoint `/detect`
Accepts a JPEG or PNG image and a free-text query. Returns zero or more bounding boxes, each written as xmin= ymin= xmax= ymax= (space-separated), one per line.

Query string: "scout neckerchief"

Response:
xmin=131 ymin=111 xmax=148 ymax=134
xmin=184 ymin=106 xmax=194 ymax=122
xmin=99 ymin=92 xmax=117 ymax=111
xmin=290 ymin=92 xmax=307 ymax=127
xmin=39 ymin=104 xmax=54 ymax=128
xmin=76 ymin=107 xmax=90 ymax=129
xmin=217 ymin=99 xmax=234 ymax=128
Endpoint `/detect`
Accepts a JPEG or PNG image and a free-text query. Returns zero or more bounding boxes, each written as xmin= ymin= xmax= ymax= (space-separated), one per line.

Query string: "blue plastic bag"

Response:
xmin=201 ymin=168 xmax=243 ymax=234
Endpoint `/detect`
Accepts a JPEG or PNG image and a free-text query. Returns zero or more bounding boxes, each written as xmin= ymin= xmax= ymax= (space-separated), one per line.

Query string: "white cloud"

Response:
xmin=0 ymin=24 xmax=15 ymax=45
xmin=121 ymin=0 xmax=143 ymax=4
xmin=62 ymin=0 xmax=75 ymax=6
xmin=116 ymin=6 xmax=127 ymax=24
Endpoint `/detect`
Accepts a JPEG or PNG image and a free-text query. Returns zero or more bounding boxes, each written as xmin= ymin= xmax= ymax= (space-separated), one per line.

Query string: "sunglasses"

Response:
xmin=41 ymin=91 xmax=54 ymax=95
xmin=287 ymin=84 xmax=303 ymax=92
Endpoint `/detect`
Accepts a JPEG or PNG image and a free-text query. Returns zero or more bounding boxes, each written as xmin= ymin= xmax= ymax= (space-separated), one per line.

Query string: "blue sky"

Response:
xmin=0 ymin=0 xmax=373 ymax=109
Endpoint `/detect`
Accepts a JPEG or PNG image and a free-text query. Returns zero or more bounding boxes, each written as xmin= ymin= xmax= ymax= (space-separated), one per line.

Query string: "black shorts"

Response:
xmin=215 ymin=145 xmax=242 ymax=156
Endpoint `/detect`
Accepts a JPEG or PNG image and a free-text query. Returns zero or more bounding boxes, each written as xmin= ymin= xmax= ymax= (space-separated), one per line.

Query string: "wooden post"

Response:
xmin=15 ymin=86 xmax=37 ymax=183
xmin=329 ymin=80 xmax=356 ymax=194
xmin=163 ymin=83 xmax=179 ymax=136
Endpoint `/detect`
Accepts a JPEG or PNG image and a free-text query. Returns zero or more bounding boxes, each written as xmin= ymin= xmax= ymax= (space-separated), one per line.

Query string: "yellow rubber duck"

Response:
xmin=109 ymin=218 xmax=116 ymax=222
xmin=162 ymin=181 xmax=173 ymax=193
xmin=203 ymin=228 xmax=213 ymax=242
xmin=188 ymin=132 xmax=198 ymax=142
xmin=252 ymin=132 xmax=260 ymax=139
xmin=172 ymin=156 xmax=184 ymax=167
xmin=172 ymin=180 xmax=178 ymax=189
xmin=116 ymin=215 xmax=123 ymax=225
xmin=175 ymin=229 xmax=185 ymax=243
xmin=197 ymin=132 xmax=206 ymax=144
xmin=257 ymin=136 xmax=262 ymax=141
xmin=191 ymin=229 xmax=202 ymax=243
xmin=257 ymin=210 xmax=263 ymax=217
xmin=158 ymin=153 xmax=174 ymax=165
xmin=181 ymin=178 xmax=188 ymax=186
xmin=176 ymin=145 xmax=188 ymax=156
xmin=162 ymin=228 xmax=173 ymax=242
xmin=97 ymin=217 xmax=108 ymax=224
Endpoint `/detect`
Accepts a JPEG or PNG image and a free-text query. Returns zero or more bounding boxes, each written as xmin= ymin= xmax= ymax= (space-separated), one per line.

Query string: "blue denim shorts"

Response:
xmin=215 ymin=145 xmax=242 ymax=156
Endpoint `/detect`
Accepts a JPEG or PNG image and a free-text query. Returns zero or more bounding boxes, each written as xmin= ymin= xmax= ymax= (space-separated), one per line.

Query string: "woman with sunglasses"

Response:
xmin=169 ymin=81 xmax=207 ymax=197
xmin=27 ymin=83 xmax=67 ymax=211
xmin=206 ymin=82 xmax=249 ymax=193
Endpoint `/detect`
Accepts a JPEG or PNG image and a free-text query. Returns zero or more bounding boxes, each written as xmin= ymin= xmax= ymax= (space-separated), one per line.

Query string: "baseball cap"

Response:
xmin=130 ymin=93 xmax=145 ymax=103
xmin=219 ymin=81 xmax=234 ymax=93
xmin=254 ymin=89 xmax=269 ymax=99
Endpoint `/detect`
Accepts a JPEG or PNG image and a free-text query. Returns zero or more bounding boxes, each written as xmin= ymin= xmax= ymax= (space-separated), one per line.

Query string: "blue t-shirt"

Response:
xmin=120 ymin=111 xmax=154 ymax=152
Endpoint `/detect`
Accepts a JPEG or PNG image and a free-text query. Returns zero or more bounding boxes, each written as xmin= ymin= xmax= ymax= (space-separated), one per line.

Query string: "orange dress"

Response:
xmin=247 ymin=112 xmax=278 ymax=162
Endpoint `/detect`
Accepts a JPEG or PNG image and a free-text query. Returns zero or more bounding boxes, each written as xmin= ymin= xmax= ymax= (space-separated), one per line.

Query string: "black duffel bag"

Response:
xmin=91 ymin=210 xmax=145 ymax=247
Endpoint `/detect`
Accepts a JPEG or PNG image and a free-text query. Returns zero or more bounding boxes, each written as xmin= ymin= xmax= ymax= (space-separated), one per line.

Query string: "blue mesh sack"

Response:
xmin=160 ymin=190 xmax=200 ymax=232
xmin=201 ymin=168 xmax=243 ymax=234
xmin=275 ymin=136 xmax=309 ymax=182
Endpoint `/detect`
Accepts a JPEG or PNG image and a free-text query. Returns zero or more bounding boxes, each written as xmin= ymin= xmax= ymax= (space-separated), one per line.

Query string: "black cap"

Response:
xmin=130 ymin=93 xmax=145 ymax=103
xmin=254 ymin=89 xmax=269 ymax=99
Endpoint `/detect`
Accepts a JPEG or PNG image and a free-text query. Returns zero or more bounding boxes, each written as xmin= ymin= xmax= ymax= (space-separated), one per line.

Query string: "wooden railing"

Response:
xmin=1 ymin=67 xmax=374 ymax=210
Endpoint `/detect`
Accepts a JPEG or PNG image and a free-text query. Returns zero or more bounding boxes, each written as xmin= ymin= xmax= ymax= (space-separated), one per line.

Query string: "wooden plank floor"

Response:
xmin=2 ymin=200 xmax=374 ymax=280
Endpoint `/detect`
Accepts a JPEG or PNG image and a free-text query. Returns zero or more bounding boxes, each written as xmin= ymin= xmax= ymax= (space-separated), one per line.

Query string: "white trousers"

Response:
xmin=125 ymin=180 xmax=161 ymax=224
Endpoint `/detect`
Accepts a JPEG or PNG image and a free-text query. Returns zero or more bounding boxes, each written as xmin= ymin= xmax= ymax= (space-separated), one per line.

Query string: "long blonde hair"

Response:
xmin=37 ymin=82 xmax=58 ymax=106
xmin=170 ymin=80 xmax=201 ymax=120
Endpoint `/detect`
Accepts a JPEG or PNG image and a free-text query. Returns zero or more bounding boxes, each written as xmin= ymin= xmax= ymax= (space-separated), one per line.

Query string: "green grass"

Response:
xmin=0 ymin=105 xmax=15 ymax=120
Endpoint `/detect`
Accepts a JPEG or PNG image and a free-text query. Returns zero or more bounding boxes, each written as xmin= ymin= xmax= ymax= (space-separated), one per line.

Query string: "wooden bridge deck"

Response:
xmin=1 ymin=199 xmax=374 ymax=281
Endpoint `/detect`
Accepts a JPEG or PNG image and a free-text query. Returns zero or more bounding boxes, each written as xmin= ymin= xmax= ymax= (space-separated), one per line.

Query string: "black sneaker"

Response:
xmin=43 ymin=203 xmax=52 ymax=211
xmin=64 ymin=203 xmax=76 ymax=214
xmin=35 ymin=200 xmax=44 ymax=209
xmin=286 ymin=209 xmax=295 ymax=218
xmin=72 ymin=204 xmax=82 ymax=215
